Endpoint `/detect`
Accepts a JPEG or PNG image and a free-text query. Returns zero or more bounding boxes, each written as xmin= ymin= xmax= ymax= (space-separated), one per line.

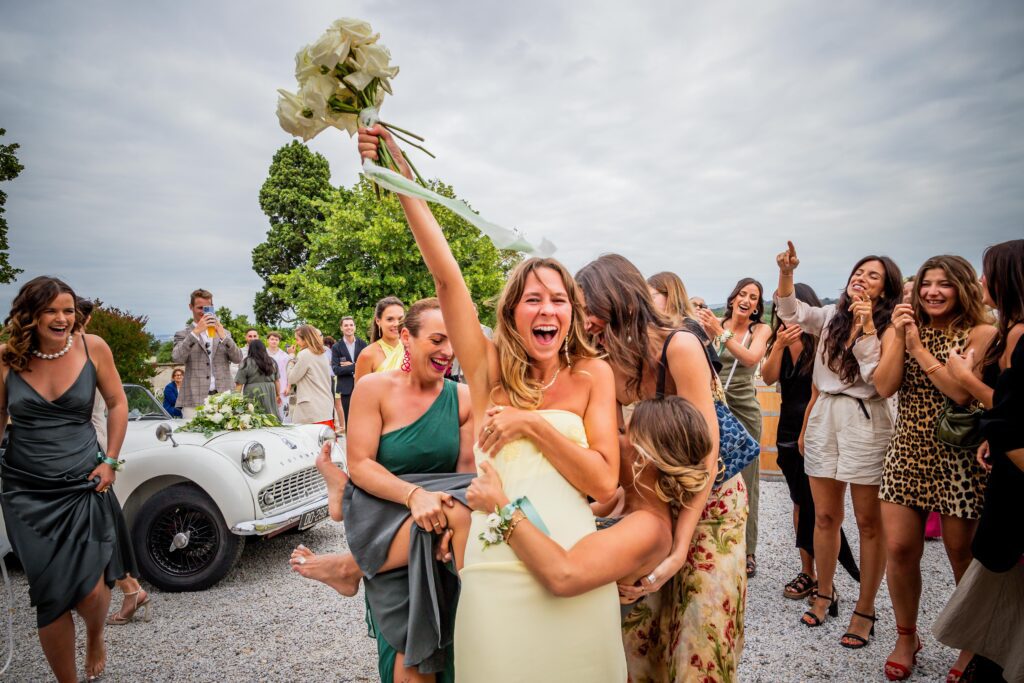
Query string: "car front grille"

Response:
xmin=258 ymin=466 xmax=326 ymax=515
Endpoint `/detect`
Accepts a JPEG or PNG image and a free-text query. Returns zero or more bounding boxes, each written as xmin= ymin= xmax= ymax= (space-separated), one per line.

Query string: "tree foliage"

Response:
xmin=0 ymin=128 xmax=24 ymax=284
xmin=252 ymin=141 xmax=334 ymax=324
xmin=87 ymin=303 xmax=158 ymax=386
xmin=269 ymin=174 xmax=519 ymax=338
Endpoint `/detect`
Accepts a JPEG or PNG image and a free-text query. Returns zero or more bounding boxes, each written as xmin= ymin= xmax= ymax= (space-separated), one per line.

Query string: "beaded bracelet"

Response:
xmin=503 ymin=509 xmax=527 ymax=543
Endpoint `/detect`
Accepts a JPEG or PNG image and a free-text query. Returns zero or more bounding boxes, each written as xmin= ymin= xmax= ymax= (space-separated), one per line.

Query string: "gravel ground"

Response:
xmin=2 ymin=479 xmax=963 ymax=682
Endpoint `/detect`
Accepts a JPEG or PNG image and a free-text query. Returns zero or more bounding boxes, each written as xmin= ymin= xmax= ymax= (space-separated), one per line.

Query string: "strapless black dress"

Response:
xmin=1 ymin=342 xmax=136 ymax=627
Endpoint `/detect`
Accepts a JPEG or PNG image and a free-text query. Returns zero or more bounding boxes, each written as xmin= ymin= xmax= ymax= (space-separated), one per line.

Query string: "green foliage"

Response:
xmin=252 ymin=141 xmax=334 ymax=324
xmin=0 ymin=128 xmax=24 ymax=284
xmin=270 ymin=175 xmax=519 ymax=337
xmin=87 ymin=303 xmax=158 ymax=386
xmin=156 ymin=339 xmax=175 ymax=363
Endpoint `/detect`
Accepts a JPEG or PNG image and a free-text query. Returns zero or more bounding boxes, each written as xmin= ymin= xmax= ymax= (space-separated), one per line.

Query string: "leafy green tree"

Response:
xmin=215 ymin=306 xmax=262 ymax=345
xmin=87 ymin=303 xmax=158 ymax=386
xmin=252 ymin=141 xmax=334 ymax=324
xmin=0 ymin=128 xmax=24 ymax=284
xmin=274 ymin=176 xmax=519 ymax=338
xmin=156 ymin=340 xmax=175 ymax=363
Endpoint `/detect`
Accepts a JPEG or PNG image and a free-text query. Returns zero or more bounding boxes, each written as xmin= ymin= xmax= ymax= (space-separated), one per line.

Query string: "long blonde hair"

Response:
xmin=628 ymin=396 xmax=713 ymax=507
xmin=295 ymin=325 xmax=325 ymax=355
xmin=492 ymin=258 xmax=597 ymax=409
xmin=647 ymin=271 xmax=697 ymax=325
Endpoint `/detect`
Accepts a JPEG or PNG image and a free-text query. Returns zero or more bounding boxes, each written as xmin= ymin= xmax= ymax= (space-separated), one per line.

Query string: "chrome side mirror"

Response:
xmin=156 ymin=423 xmax=178 ymax=447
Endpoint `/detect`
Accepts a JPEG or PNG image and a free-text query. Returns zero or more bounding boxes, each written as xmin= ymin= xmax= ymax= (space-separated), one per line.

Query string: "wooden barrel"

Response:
xmin=756 ymin=379 xmax=783 ymax=480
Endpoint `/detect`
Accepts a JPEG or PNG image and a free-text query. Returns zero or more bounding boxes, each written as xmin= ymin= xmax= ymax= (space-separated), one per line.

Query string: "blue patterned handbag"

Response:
xmin=656 ymin=329 xmax=761 ymax=487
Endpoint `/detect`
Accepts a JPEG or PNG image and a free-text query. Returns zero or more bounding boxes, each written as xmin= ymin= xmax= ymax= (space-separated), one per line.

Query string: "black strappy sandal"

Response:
xmin=783 ymin=572 xmax=817 ymax=600
xmin=840 ymin=610 xmax=877 ymax=649
xmin=801 ymin=589 xmax=839 ymax=627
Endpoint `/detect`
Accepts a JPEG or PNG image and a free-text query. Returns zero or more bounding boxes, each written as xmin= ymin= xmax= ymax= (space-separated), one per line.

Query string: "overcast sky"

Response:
xmin=1 ymin=1 xmax=1021 ymax=334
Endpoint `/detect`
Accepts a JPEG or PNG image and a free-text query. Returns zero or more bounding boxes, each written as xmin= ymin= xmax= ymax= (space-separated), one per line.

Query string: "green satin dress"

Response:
xmin=718 ymin=327 xmax=763 ymax=557
xmin=1 ymin=339 xmax=137 ymax=626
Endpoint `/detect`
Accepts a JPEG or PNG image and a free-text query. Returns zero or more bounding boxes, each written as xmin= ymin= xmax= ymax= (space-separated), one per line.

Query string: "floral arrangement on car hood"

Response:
xmin=275 ymin=17 xmax=555 ymax=257
xmin=179 ymin=392 xmax=281 ymax=437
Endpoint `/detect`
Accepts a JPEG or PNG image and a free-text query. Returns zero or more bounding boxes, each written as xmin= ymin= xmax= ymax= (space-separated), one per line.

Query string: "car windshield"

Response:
xmin=124 ymin=384 xmax=172 ymax=421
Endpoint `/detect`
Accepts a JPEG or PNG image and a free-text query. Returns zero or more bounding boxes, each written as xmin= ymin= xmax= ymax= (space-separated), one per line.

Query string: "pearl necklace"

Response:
xmin=539 ymin=365 xmax=561 ymax=392
xmin=32 ymin=334 xmax=74 ymax=360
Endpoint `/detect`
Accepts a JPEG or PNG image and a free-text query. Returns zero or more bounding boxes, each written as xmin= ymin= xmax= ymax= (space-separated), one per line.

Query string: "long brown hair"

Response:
xmin=911 ymin=255 xmax=991 ymax=332
xmin=370 ymin=296 xmax=404 ymax=343
xmin=647 ymin=271 xmax=697 ymax=325
xmin=492 ymin=258 xmax=597 ymax=409
xmin=821 ymin=256 xmax=902 ymax=384
xmin=2 ymin=276 xmax=82 ymax=373
xmin=629 ymin=395 xmax=713 ymax=507
xmin=982 ymin=239 xmax=1024 ymax=368
xmin=576 ymin=254 xmax=672 ymax=402
xmin=768 ymin=282 xmax=820 ymax=377
xmin=723 ymin=277 xmax=765 ymax=328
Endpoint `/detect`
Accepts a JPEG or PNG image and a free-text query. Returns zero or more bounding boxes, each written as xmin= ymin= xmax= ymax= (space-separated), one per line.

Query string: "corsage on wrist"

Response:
xmin=96 ymin=452 xmax=124 ymax=471
xmin=715 ymin=330 xmax=734 ymax=347
xmin=479 ymin=496 xmax=548 ymax=549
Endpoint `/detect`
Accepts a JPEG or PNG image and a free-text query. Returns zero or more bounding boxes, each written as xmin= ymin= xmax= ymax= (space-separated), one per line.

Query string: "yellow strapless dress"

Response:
xmin=454 ymin=410 xmax=627 ymax=682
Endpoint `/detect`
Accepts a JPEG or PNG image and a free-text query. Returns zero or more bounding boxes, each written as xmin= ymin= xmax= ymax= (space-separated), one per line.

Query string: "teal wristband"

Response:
xmin=96 ymin=453 xmax=124 ymax=471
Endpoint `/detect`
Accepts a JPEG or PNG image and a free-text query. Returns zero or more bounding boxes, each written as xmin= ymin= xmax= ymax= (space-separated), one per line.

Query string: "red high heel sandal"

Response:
xmin=884 ymin=625 xmax=923 ymax=681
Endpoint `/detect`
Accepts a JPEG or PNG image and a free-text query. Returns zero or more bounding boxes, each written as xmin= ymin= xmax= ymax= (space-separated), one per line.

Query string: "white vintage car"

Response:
xmin=1 ymin=384 xmax=340 ymax=592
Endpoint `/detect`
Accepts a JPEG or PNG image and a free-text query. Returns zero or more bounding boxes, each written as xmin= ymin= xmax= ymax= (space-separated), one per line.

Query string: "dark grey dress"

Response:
xmin=1 ymin=339 xmax=136 ymax=626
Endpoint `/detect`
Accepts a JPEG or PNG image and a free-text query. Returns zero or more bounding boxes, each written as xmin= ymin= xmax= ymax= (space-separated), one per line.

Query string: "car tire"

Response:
xmin=132 ymin=483 xmax=245 ymax=592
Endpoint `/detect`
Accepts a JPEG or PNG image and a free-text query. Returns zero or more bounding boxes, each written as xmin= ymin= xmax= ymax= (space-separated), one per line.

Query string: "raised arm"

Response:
xmin=775 ymin=242 xmax=828 ymax=334
xmin=358 ymin=127 xmax=492 ymax=401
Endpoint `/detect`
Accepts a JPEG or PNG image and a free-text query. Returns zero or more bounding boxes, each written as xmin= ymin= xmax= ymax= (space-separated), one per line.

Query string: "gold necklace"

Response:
xmin=539 ymin=365 xmax=561 ymax=391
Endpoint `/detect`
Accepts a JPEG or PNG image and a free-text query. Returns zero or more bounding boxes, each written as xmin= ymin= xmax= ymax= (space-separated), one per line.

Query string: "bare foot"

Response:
xmin=85 ymin=635 xmax=106 ymax=680
xmin=289 ymin=545 xmax=362 ymax=597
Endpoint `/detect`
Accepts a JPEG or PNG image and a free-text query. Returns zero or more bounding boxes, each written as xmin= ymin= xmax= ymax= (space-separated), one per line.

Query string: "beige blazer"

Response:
xmin=288 ymin=349 xmax=334 ymax=424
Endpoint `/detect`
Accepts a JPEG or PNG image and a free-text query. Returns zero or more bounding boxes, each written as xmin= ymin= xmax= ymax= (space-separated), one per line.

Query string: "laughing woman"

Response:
xmin=699 ymin=278 xmax=772 ymax=577
xmin=775 ymin=242 xmax=902 ymax=648
xmin=575 ymin=255 xmax=739 ymax=683
xmin=355 ymin=297 xmax=407 ymax=381
xmin=359 ymin=126 xmax=626 ymax=682
xmin=874 ymin=255 xmax=995 ymax=680
xmin=0 ymin=277 xmax=135 ymax=682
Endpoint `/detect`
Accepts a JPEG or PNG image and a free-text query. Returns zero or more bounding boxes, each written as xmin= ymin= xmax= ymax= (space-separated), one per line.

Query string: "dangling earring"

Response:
xmin=401 ymin=347 xmax=411 ymax=372
xmin=563 ymin=337 xmax=572 ymax=368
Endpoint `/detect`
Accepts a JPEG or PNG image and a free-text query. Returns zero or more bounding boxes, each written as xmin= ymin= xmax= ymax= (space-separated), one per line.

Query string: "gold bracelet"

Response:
xmin=925 ymin=363 xmax=944 ymax=376
xmin=404 ymin=485 xmax=423 ymax=508
xmin=862 ymin=328 xmax=877 ymax=337
xmin=503 ymin=509 xmax=527 ymax=543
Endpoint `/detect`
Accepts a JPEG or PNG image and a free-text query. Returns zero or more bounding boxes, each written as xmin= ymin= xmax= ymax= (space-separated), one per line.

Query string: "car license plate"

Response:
xmin=298 ymin=505 xmax=329 ymax=531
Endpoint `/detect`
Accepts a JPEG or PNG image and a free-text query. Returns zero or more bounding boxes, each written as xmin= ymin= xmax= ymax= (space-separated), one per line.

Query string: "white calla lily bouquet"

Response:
xmin=276 ymin=17 xmax=430 ymax=185
xmin=179 ymin=392 xmax=281 ymax=437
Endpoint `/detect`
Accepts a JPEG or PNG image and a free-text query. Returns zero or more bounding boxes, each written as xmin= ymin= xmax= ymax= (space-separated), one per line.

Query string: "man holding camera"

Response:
xmin=172 ymin=288 xmax=242 ymax=420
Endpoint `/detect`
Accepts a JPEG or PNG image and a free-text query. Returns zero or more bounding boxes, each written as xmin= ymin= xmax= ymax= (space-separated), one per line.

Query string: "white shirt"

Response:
xmin=776 ymin=292 xmax=883 ymax=400
xmin=269 ymin=348 xmax=290 ymax=396
xmin=191 ymin=329 xmax=216 ymax=393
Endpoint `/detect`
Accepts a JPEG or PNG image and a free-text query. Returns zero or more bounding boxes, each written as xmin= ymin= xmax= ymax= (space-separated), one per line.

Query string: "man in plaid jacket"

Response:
xmin=171 ymin=288 xmax=242 ymax=419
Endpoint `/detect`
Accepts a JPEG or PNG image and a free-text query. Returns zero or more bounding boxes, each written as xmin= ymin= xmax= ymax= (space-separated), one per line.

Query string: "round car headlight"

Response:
xmin=241 ymin=441 xmax=266 ymax=475
xmin=318 ymin=426 xmax=335 ymax=449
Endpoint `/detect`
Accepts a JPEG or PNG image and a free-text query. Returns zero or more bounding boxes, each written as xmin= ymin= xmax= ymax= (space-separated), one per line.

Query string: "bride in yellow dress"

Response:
xmin=358 ymin=126 xmax=627 ymax=682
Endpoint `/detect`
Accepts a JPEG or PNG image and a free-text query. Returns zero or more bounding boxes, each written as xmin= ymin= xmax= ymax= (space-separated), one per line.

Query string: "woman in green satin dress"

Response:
xmin=0 ymin=276 xmax=134 ymax=682
xmin=698 ymin=278 xmax=772 ymax=577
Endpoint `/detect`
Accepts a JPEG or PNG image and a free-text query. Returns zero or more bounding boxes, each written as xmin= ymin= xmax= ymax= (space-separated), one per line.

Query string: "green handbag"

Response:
xmin=934 ymin=399 xmax=984 ymax=449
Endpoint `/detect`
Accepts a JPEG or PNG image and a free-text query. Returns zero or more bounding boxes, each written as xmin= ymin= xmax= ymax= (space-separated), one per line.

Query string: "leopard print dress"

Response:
xmin=880 ymin=326 xmax=988 ymax=518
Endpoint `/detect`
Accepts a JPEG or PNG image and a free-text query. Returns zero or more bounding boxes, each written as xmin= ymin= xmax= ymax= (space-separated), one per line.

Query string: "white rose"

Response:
xmin=208 ymin=411 xmax=224 ymax=424
xmin=485 ymin=513 xmax=502 ymax=529
xmin=294 ymin=46 xmax=323 ymax=84
xmin=331 ymin=18 xmax=377 ymax=46
xmin=344 ymin=44 xmax=399 ymax=94
xmin=240 ymin=414 xmax=253 ymax=427
xmin=276 ymin=89 xmax=327 ymax=141
xmin=299 ymin=74 xmax=339 ymax=119
xmin=247 ymin=403 xmax=255 ymax=414
xmin=308 ymin=28 xmax=351 ymax=70
xmin=482 ymin=528 xmax=501 ymax=545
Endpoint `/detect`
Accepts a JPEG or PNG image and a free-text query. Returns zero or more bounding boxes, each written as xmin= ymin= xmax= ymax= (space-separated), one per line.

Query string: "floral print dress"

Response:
xmin=622 ymin=475 xmax=748 ymax=683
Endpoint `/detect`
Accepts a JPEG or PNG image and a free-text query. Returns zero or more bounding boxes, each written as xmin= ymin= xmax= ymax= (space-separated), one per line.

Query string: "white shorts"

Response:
xmin=804 ymin=393 xmax=893 ymax=486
